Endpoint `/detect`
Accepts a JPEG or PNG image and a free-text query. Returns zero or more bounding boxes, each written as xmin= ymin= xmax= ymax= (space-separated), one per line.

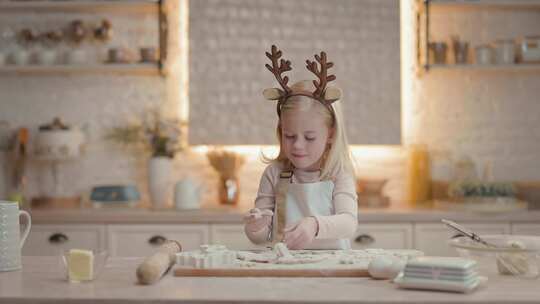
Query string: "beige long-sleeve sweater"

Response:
xmin=245 ymin=161 xmax=358 ymax=244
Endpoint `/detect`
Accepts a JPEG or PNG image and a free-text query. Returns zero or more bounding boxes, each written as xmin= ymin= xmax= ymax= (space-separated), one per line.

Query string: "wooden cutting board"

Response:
xmin=174 ymin=267 xmax=369 ymax=277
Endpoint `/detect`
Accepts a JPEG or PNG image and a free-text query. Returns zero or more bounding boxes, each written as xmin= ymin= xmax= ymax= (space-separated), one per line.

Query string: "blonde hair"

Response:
xmin=262 ymin=81 xmax=355 ymax=180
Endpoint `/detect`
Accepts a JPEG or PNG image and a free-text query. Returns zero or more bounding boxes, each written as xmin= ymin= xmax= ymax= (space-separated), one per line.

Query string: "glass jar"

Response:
xmin=493 ymin=39 xmax=515 ymax=64
xmin=475 ymin=45 xmax=493 ymax=65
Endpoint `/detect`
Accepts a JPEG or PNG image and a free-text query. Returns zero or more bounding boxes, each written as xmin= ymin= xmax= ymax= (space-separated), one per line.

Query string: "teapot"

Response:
xmin=174 ymin=178 xmax=203 ymax=210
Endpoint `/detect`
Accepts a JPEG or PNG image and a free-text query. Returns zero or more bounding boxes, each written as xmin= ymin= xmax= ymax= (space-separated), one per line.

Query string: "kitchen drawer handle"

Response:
xmin=354 ymin=234 xmax=375 ymax=245
xmin=451 ymin=233 xmax=465 ymax=239
xmin=49 ymin=233 xmax=69 ymax=244
xmin=148 ymin=235 xmax=167 ymax=246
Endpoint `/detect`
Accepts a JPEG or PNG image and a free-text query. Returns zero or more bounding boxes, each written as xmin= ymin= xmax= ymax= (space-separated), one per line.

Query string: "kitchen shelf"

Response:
xmin=416 ymin=0 xmax=540 ymax=75
xmin=0 ymin=0 xmax=160 ymax=13
xmin=0 ymin=0 xmax=167 ymax=75
xmin=425 ymin=63 xmax=540 ymax=71
xmin=423 ymin=0 xmax=540 ymax=10
xmin=0 ymin=63 xmax=161 ymax=75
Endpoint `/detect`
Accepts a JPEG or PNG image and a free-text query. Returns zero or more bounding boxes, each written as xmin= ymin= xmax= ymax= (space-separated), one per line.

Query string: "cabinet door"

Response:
xmin=210 ymin=224 xmax=266 ymax=250
xmin=511 ymin=223 xmax=540 ymax=235
xmin=107 ymin=224 xmax=209 ymax=257
xmin=23 ymin=224 xmax=106 ymax=256
xmin=351 ymin=223 xmax=413 ymax=250
xmin=414 ymin=223 xmax=511 ymax=257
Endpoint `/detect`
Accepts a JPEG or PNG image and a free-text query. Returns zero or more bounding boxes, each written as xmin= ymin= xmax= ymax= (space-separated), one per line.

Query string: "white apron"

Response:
xmin=271 ymin=171 xmax=350 ymax=250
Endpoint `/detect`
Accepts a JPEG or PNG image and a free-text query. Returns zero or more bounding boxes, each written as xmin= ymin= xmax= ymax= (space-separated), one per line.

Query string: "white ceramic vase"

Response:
xmin=148 ymin=156 xmax=173 ymax=209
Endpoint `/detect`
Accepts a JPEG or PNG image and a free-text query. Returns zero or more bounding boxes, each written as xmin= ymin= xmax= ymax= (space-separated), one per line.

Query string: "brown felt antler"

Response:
xmin=263 ymin=45 xmax=342 ymax=112
xmin=306 ymin=51 xmax=336 ymax=100
xmin=265 ymin=45 xmax=292 ymax=95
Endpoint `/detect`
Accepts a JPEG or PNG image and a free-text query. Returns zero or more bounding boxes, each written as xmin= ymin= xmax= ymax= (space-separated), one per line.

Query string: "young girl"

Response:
xmin=244 ymin=45 xmax=358 ymax=250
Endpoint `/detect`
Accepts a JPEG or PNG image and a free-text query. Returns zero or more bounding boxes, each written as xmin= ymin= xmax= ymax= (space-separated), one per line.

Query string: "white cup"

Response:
xmin=10 ymin=50 xmax=29 ymax=65
xmin=66 ymin=49 xmax=86 ymax=65
xmin=174 ymin=178 xmax=202 ymax=210
xmin=494 ymin=40 xmax=515 ymax=64
xmin=0 ymin=201 xmax=31 ymax=272
xmin=36 ymin=49 xmax=57 ymax=65
xmin=475 ymin=46 xmax=493 ymax=65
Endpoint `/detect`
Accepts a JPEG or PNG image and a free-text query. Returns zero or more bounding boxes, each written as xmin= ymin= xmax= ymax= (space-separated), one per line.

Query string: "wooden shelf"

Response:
xmin=425 ymin=0 xmax=540 ymax=10
xmin=0 ymin=63 xmax=161 ymax=75
xmin=0 ymin=0 xmax=159 ymax=13
xmin=426 ymin=63 xmax=540 ymax=70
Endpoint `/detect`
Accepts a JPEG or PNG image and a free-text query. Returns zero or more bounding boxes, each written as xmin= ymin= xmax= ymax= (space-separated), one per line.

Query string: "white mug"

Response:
xmin=0 ymin=201 xmax=32 ymax=272
xmin=174 ymin=178 xmax=202 ymax=210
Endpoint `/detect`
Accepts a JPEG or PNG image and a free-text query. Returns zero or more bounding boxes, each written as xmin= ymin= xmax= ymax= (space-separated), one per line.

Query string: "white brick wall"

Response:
xmin=188 ymin=0 xmax=401 ymax=145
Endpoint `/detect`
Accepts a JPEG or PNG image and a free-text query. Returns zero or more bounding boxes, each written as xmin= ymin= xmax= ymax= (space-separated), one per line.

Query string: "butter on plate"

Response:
xmin=67 ymin=249 xmax=94 ymax=282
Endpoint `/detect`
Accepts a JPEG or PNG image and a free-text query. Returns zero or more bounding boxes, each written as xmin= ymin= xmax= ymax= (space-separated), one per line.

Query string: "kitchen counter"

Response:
xmin=27 ymin=206 xmax=540 ymax=224
xmin=1 ymin=256 xmax=539 ymax=304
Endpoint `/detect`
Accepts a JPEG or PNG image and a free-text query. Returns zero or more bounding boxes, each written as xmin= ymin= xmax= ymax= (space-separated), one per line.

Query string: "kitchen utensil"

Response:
xmin=520 ymin=36 xmax=540 ymax=63
xmin=60 ymin=249 xmax=108 ymax=282
xmin=449 ymin=234 xmax=540 ymax=279
xmin=0 ymin=201 xmax=31 ymax=272
xmin=140 ymin=47 xmax=157 ymax=63
xmin=442 ymin=219 xmax=492 ymax=246
xmin=66 ymin=49 xmax=86 ymax=65
xmin=356 ymin=178 xmax=390 ymax=208
xmin=206 ymin=150 xmax=245 ymax=205
xmin=136 ymin=240 xmax=182 ymax=285
xmin=475 ymin=45 xmax=493 ymax=64
xmin=90 ymin=185 xmax=140 ymax=208
xmin=428 ymin=42 xmax=448 ymax=64
xmin=174 ymin=178 xmax=202 ymax=210
xmin=36 ymin=49 xmax=56 ymax=65
xmin=443 ymin=219 xmax=539 ymax=278
xmin=493 ymin=39 xmax=515 ymax=64
xmin=451 ymin=36 xmax=469 ymax=64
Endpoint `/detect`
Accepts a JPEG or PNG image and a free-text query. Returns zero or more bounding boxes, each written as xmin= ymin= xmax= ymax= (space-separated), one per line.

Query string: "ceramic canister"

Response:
xmin=0 ymin=201 xmax=31 ymax=272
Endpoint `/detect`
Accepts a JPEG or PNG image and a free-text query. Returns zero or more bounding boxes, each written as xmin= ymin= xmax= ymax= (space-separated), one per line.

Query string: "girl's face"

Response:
xmin=280 ymin=106 xmax=332 ymax=171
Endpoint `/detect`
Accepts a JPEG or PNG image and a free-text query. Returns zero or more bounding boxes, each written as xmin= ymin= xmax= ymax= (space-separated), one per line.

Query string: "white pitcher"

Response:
xmin=174 ymin=178 xmax=202 ymax=210
xmin=0 ymin=201 xmax=31 ymax=272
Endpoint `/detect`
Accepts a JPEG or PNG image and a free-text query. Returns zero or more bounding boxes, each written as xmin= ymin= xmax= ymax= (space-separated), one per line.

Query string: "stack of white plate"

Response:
xmin=394 ymin=256 xmax=487 ymax=293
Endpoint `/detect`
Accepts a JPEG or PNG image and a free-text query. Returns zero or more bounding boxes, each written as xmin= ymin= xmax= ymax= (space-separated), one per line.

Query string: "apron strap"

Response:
xmin=271 ymin=170 xmax=293 ymax=244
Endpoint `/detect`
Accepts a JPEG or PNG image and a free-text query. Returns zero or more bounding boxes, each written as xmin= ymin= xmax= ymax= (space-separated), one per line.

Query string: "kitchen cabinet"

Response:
xmin=22 ymin=224 xmax=106 ymax=256
xmin=23 ymin=213 xmax=537 ymax=257
xmin=352 ymin=223 xmax=413 ymax=250
xmin=417 ymin=0 xmax=540 ymax=74
xmin=414 ymin=222 xmax=510 ymax=256
xmin=107 ymin=224 xmax=209 ymax=257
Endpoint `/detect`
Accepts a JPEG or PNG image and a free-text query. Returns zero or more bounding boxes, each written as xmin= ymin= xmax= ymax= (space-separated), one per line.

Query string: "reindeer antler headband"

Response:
xmin=263 ymin=45 xmax=342 ymax=118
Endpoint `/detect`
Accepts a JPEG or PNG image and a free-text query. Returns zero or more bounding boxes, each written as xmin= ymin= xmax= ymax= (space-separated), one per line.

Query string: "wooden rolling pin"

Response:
xmin=136 ymin=240 xmax=182 ymax=285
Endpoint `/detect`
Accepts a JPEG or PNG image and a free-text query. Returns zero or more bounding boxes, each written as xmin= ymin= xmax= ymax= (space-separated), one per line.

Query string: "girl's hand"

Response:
xmin=283 ymin=217 xmax=319 ymax=250
xmin=243 ymin=208 xmax=273 ymax=233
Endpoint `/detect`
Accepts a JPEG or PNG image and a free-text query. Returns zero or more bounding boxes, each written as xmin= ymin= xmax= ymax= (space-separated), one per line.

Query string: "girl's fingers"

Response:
xmin=260 ymin=209 xmax=274 ymax=216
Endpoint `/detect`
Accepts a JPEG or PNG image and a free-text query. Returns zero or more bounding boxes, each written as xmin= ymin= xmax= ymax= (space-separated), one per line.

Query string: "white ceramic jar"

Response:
xmin=36 ymin=49 xmax=57 ymax=65
xmin=475 ymin=45 xmax=493 ymax=65
xmin=493 ymin=39 xmax=515 ymax=64
xmin=10 ymin=50 xmax=29 ymax=65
